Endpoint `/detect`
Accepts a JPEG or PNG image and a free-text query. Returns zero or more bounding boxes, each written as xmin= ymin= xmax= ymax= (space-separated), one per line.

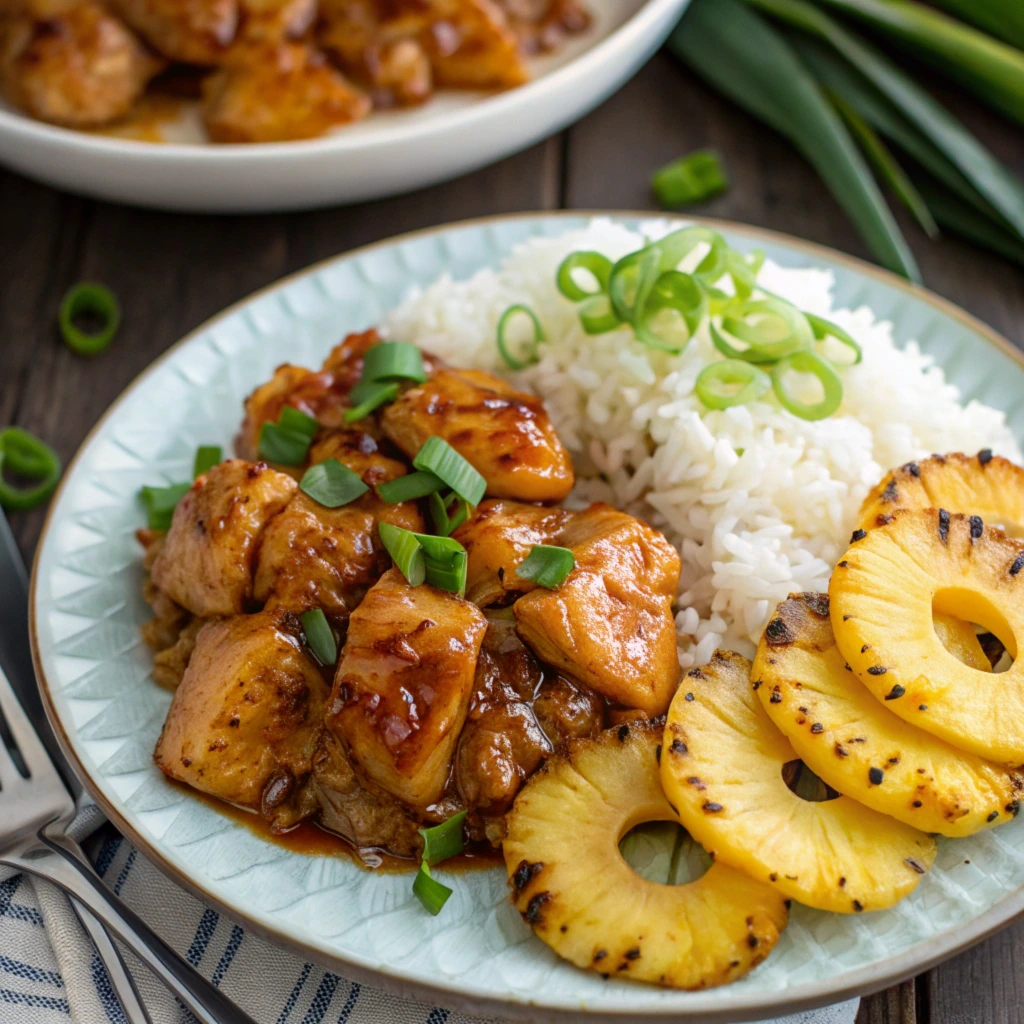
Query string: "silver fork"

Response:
xmin=0 ymin=662 xmax=258 ymax=1024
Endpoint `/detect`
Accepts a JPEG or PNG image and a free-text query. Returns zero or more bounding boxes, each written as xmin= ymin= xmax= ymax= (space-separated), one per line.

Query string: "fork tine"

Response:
xmin=0 ymin=663 xmax=62 ymax=788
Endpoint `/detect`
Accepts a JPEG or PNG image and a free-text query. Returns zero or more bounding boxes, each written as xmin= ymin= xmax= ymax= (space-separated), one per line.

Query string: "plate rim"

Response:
xmin=0 ymin=0 xmax=681 ymax=161
xmin=28 ymin=211 xmax=1024 ymax=1023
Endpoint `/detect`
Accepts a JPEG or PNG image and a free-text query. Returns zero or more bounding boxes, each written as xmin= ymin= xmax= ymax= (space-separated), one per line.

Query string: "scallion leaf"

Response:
xmin=376 ymin=470 xmax=444 ymax=504
xmin=344 ymin=381 xmax=400 ymax=424
xmin=412 ymin=861 xmax=453 ymax=916
xmin=715 ymin=297 xmax=814 ymax=362
xmin=193 ymin=445 xmax=222 ymax=479
xmin=278 ymin=406 xmax=319 ymax=439
xmin=0 ymin=428 xmax=62 ymax=513
xmin=430 ymin=491 xmax=472 ymax=537
xmin=361 ymin=341 xmax=427 ymax=384
xmin=577 ymin=295 xmax=621 ymax=335
xmin=140 ymin=482 xmax=191 ymax=531
xmin=425 ymin=549 xmax=468 ymax=598
xmin=59 ymin=283 xmax=121 ymax=357
xmin=807 ymin=314 xmax=863 ymax=364
xmin=516 ymin=545 xmax=575 ymax=589
xmin=556 ymin=251 xmax=613 ymax=301
xmin=301 ymin=608 xmax=337 ymax=666
xmin=695 ymin=360 xmax=772 ymax=410
xmin=635 ymin=270 xmax=707 ymax=353
xmin=771 ymin=350 xmax=844 ymax=420
xmin=497 ymin=305 xmax=545 ymax=371
xmin=413 ymin=437 xmax=487 ymax=506
xmin=652 ymin=149 xmax=729 ymax=209
xmin=379 ymin=522 xmax=426 ymax=586
xmin=258 ymin=423 xmax=312 ymax=466
xmin=300 ymin=459 xmax=369 ymax=508
xmin=419 ymin=810 xmax=467 ymax=865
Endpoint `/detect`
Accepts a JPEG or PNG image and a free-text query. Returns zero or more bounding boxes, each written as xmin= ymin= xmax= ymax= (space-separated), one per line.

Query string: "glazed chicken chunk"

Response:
xmin=423 ymin=0 xmax=529 ymax=89
xmin=0 ymin=1 xmax=162 ymax=127
xmin=239 ymin=0 xmax=317 ymax=41
xmin=253 ymin=430 xmax=423 ymax=621
xmin=381 ymin=367 xmax=574 ymax=503
xmin=514 ymin=503 xmax=682 ymax=716
xmin=327 ymin=568 xmax=488 ymax=808
xmin=154 ymin=610 xmax=329 ymax=829
xmin=452 ymin=499 xmax=570 ymax=606
xmin=150 ymin=459 xmax=297 ymax=618
xmin=109 ymin=0 xmax=238 ymax=64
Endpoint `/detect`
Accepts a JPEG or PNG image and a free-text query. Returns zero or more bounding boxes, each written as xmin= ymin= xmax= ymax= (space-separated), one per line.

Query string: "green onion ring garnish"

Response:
xmin=413 ymin=437 xmax=487 ymax=506
xmin=609 ymin=244 xmax=663 ymax=325
xmin=556 ymin=251 xmax=613 ymax=301
xmin=412 ymin=861 xmax=453 ymax=915
xmin=0 ymin=428 xmax=62 ymax=512
xmin=635 ymin=270 xmax=707 ymax=354
xmin=139 ymin=482 xmax=191 ymax=531
xmin=497 ymin=305 xmax=546 ymax=371
xmin=655 ymin=227 xmax=731 ymax=286
xmin=59 ymin=283 xmax=121 ymax=357
xmin=344 ymin=381 xmax=401 ymax=424
xmin=577 ymin=295 xmax=621 ymax=335
xmin=360 ymin=341 xmax=427 ymax=384
xmin=709 ymin=321 xmax=776 ymax=364
xmin=771 ymin=351 xmax=844 ymax=421
xmin=419 ymin=810 xmax=467 ymax=865
xmin=430 ymin=490 xmax=472 ymax=536
xmin=695 ymin=360 xmax=772 ymax=411
xmin=193 ymin=445 xmax=222 ymax=479
xmin=376 ymin=470 xmax=444 ymax=504
xmin=516 ymin=544 xmax=576 ymax=589
xmin=651 ymin=149 xmax=728 ymax=210
xmin=719 ymin=297 xmax=813 ymax=362
xmin=300 ymin=459 xmax=369 ymax=508
xmin=808 ymin=314 xmax=862 ymax=365
xmin=379 ymin=522 xmax=426 ymax=587
xmin=300 ymin=608 xmax=338 ymax=666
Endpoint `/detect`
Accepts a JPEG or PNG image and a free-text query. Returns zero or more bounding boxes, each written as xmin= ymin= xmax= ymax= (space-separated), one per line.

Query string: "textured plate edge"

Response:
xmin=28 ymin=211 xmax=1024 ymax=1023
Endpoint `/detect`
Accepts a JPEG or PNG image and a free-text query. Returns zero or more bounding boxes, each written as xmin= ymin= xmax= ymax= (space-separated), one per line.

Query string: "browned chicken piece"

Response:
xmin=514 ymin=503 xmax=682 ymax=716
xmin=239 ymin=0 xmax=316 ymax=41
xmin=496 ymin=0 xmax=590 ymax=53
xmin=150 ymin=617 xmax=207 ymax=689
xmin=532 ymin=670 xmax=604 ymax=742
xmin=326 ymin=568 xmax=488 ymax=808
xmin=154 ymin=611 xmax=329 ymax=830
xmin=381 ymin=368 xmax=574 ymax=503
xmin=422 ymin=0 xmax=528 ymax=89
xmin=309 ymin=729 xmax=422 ymax=858
xmin=253 ymin=430 xmax=423 ymax=621
xmin=203 ymin=41 xmax=370 ymax=143
xmin=108 ymin=0 xmax=237 ymax=64
xmin=0 ymin=1 xmax=162 ymax=127
xmin=237 ymin=329 xmax=385 ymax=460
xmin=452 ymin=499 xmax=571 ymax=606
xmin=151 ymin=459 xmax=297 ymax=618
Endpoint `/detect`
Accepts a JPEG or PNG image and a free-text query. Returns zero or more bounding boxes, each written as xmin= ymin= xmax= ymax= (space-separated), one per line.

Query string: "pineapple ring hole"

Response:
xmin=618 ymin=821 xmax=711 ymax=885
xmin=782 ymin=760 xmax=839 ymax=803
xmin=932 ymin=590 xmax=1016 ymax=672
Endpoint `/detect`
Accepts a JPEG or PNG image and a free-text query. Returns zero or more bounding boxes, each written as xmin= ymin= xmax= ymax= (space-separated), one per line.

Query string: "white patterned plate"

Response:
xmin=31 ymin=214 xmax=1024 ymax=1022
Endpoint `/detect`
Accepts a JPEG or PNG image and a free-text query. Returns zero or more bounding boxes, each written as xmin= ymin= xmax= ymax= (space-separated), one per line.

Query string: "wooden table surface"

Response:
xmin=3 ymin=44 xmax=1024 ymax=1024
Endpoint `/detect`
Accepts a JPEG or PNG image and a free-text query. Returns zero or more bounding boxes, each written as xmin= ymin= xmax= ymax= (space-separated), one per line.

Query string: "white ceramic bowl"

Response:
xmin=0 ymin=0 xmax=689 ymax=212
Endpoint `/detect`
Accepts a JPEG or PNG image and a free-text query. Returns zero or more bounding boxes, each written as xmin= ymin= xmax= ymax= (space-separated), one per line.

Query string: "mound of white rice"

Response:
xmin=384 ymin=219 xmax=1022 ymax=667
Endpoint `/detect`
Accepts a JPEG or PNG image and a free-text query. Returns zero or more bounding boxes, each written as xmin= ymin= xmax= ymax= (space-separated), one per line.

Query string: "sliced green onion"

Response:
xmin=412 ymin=861 xmax=453 ymax=916
xmin=577 ymin=295 xmax=621 ymax=335
xmin=300 ymin=459 xmax=369 ymax=508
xmin=417 ymin=532 xmax=466 ymax=563
xmin=59 ymin=283 xmax=121 ymax=356
xmin=344 ymin=381 xmax=400 ymax=423
xmin=258 ymin=423 xmax=312 ymax=465
xmin=808 ymin=314 xmax=863 ymax=365
xmin=609 ymin=244 xmax=663 ymax=325
xmin=193 ymin=445 xmax=222 ymax=479
xmin=361 ymin=341 xmax=427 ymax=384
xmin=718 ymin=297 xmax=814 ymax=362
xmin=301 ymin=608 xmax=337 ymax=666
xmin=140 ymin=482 xmax=191 ymax=530
xmin=0 ymin=428 xmax=62 ymax=512
xmin=376 ymin=470 xmax=444 ymax=504
xmin=556 ymin=251 xmax=613 ymax=301
xmin=497 ymin=305 xmax=545 ymax=371
xmin=656 ymin=227 xmax=732 ymax=286
xmin=413 ymin=437 xmax=487 ymax=506
xmin=635 ymin=271 xmax=707 ymax=353
xmin=425 ymin=548 xmax=468 ymax=598
xmin=430 ymin=491 xmax=472 ymax=536
xmin=516 ymin=545 xmax=575 ymax=589
xmin=652 ymin=149 xmax=729 ymax=208
xmin=379 ymin=522 xmax=426 ymax=586
xmin=419 ymin=810 xmax=467 ymax=865
xmin=771 ymin=350 xmax=844 ymax=420
xmin=695 ymin=360 xmax=772 ymax=410
xmin=278 ymin=406 xmax=319 ymax=439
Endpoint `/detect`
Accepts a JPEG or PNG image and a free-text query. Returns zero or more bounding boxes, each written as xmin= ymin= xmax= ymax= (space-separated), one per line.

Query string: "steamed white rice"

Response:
xmin=383 ymin=219 xmax=1022 ymax=667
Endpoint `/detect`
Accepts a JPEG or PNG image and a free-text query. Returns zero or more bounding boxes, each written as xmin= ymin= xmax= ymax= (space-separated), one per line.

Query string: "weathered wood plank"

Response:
xmin=857 ymin=981 xmax=918 ymax=1024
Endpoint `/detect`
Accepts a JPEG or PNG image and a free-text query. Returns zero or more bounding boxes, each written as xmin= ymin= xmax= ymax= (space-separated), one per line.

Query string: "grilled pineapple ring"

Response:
xmin=503 ymin=722 xmax=789 ymax=989
xmin=858 ymin=451 xmax=1024 ymax=534
xmin=831 ymin=509 xmax=1024 ymax=764
xmin=662 ymin=651 xmax=935 ymax=913
xmin=753 ymin=594 xmax=1022 ymax=837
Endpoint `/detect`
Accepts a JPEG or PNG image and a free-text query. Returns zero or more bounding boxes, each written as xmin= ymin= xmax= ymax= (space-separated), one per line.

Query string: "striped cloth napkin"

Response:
xmin=0 ymin=807 xmax=860 ymax=1024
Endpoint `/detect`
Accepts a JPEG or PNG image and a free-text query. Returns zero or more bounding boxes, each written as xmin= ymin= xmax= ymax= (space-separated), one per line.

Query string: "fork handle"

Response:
xmin=3 ymin=833 xmax=258 ymax=1024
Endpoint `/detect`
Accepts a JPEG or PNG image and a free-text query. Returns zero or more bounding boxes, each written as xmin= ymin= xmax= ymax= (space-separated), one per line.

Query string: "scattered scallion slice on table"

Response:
xmin=379 ymin=522 xmax=426 ymax=587
xmin=497 ymin=304 xmax=545 ymax=370
xmin=300 ymin=608 xmax=337 ymax=666
xmin=412 ymin=861 xmax=453 ymax=916
xmin=59 ymin=283 xmax=121 ymax=356
xmin=343 ymin=381 xmax=400 ymax=424
xmin=652 ymin=149 xmax=729 ymax=209
xmin=376 ymin=470 xmax=444 ymax=504
xmin=300 ymin=459 xmax=368 ymax=508
xmin=360 ymin=341 xmax=427 ymax=384
xmin=419 ymin=810 xmax=467 ymax=865
xmin=0 ymin=428 xmax=62 ymax=512
xmin=140 ymin=482 xmax=191 ymax=531
xmin=193 ymin=445 xmax=222 ymax=479
xmin=771 ymin=349 xmax=845 ymax=420
xmin=695 ymin=360 xmax=773 ymax=410
xmin=413 ymin=437 xmax=486 ymax=506
xmin=516 ymin=545 xmax=575 ymax=589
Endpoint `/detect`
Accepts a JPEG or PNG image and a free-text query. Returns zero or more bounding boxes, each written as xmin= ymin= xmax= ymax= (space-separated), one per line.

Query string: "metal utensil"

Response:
xmin=0 ymin=512 xmax=256 ymax=1024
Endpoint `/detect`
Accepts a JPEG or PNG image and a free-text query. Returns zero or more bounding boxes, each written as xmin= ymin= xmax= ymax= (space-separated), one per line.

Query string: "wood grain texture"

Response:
xmin=4 ymin=39 xmax=1024 ymax=1024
